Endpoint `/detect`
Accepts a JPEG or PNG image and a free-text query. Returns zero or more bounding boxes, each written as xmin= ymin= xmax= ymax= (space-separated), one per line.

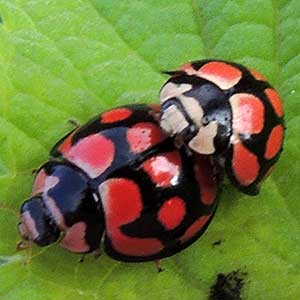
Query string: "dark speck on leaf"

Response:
xmin=212 ymin=239 xmax=223 ymax=247
xmin=209 ymin=270 xmax=247 ymax=300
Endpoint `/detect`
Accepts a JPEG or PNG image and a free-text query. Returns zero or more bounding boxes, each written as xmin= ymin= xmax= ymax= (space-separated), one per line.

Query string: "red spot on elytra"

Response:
xmin=265 ymin=125 xmax=284 ymax=159
xmin=99 ymin=178 xmax=163 ymax=257
xmin=32 ymin=169 xmax=47 ymax=195
xmin=180 ymin=215 xmax=211 ymax=243
xmin=249 ymin=68 xmax=267 ymax=81
xmin=232 ymin=142 xmax=260 ymax=186
xmin=158 ymin=197 xmax=186 ymax=230
xmin=198 ymin=61 xmax=242 ymax=89
xmin=265 ymin=88 xmax=284 ymax=118
xmin=180 ymin=62 xmax=193 ymax=72
xmin=143 ymin=152 xmax=181 ymax=187
xmin=194 ymin=156 xmax=217 ymax=205
xmin=230 ymin=93 xmax=265 ymax=135
xmin=61 ymin=134 xmax=115 ymax=178
xmin=59 ymin=132 xmax=74 ymax=154
xmin=127 ymin=122 xmax=166 ymax=153
xmin=60 ymin=222 xmax=90 ymax=253
xmin=101 ymin=178 xmax=142 ymax=224
xmin=101 ymin=108 xmax=132 ymax=124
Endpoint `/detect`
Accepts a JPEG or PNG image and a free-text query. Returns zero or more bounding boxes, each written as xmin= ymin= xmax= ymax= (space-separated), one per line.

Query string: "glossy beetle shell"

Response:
xmin=19 ymin=104 xmax=218 ymax=262
xmin=160 ymin=60 xmax=285 ymax=195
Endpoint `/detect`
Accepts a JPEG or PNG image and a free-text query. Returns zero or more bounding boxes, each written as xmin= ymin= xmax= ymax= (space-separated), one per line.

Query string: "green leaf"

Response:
xmin=0 ymin=0 xmax=299 ymax=299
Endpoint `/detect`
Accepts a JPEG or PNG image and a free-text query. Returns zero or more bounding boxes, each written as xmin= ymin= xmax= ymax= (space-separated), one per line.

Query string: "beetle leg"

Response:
xmin=79 ymin=254 xmax=86 ymax=263
xmin=68 ymin=119 xmax=80 ymax=128
xmin=154 ymin=260 xmax=164 ymax=273
xmin=93 ymin=248 xmax=101 ymax=260
xmin=16 ymin=240 xmax=32 ymax=251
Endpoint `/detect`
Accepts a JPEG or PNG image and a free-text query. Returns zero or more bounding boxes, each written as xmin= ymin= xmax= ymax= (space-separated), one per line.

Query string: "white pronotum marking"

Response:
xmin=160 ymin=105 xmax=189 ymax=136
xmin=188 ymin=121 xmax=218 ymax=154
xmin=178 ymin=95 xmax=204 ymax=127
xmin=160 ymin=82 xmax=192 ymax=103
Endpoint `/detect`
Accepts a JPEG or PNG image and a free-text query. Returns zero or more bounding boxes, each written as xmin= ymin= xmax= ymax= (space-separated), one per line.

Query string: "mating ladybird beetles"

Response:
xmin=160 ymin=60 xmax=285 ymax=195
xmin=18 ymin=104 xmax=218 ymax=263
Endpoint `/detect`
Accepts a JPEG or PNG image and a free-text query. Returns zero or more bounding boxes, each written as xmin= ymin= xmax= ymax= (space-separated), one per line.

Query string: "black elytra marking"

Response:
xmin=72 ymin=104 xmax=155 ymax=142
xmin=104 ymin=207 xmax=217 ymax=263
xmin=102 ymin=144 xmax=218 ymax=262
xmin=91 ymin=127 xmax=134 ymax=184
xmin=117 ymin=148 xmax=215 ymax=240
xmin=98 ymin=123 xmax=218 ymax=262
xmin=224 ymin=84 xmax=284 ymax=195
xmin=50 ymin=104 xmax=156 ymax=157
xmin=83 ymin=217 xmax=105 ymax=253
xmin=91 ymin=127 xmax=171 ymax=188
xmin=209 ymin=270 xmax=247 ymax=300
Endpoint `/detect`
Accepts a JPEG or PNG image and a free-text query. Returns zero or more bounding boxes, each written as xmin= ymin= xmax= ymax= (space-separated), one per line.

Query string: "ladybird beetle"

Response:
xmin=159 ymin=60 xmax=285 ymax=195
xmin=18 ymin=104 xmax=218 ymax=264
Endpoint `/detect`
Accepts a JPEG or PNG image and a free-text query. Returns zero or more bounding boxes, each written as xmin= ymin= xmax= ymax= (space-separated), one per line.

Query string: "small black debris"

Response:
xmin=212 ymin=239 xmax=223 ymax=247
xmin=209 ymin=270 xmax=247 ymax=300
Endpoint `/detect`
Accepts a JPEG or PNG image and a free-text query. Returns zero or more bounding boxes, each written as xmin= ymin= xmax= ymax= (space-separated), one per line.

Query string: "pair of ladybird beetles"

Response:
xmin=17 ymin=60 xmax=285 ymax=269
